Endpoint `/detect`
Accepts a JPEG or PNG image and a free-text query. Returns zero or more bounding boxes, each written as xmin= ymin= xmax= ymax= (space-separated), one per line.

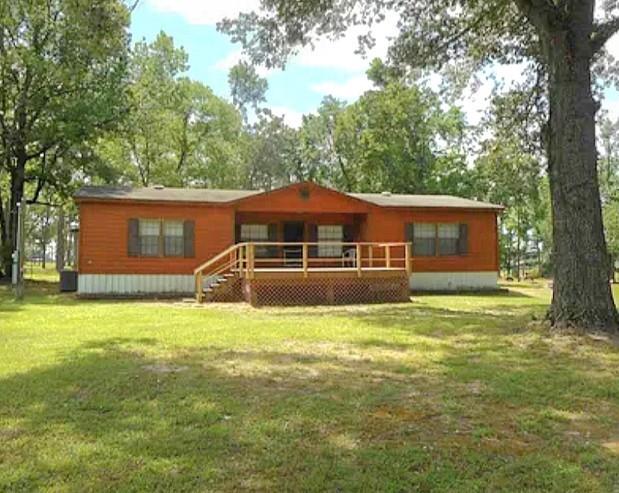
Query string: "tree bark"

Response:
xmin=56 ymin=209 xmax=65 ymax=272
xmin=542 ymin=17 xmax=619 ymax=331
xmin=3 ymin=151 xmax=26 ymax=278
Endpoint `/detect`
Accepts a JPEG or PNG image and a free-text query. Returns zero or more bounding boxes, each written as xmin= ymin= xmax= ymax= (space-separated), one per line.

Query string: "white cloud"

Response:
xmin=148 ymin=0 xmax=397 ymax=73
xmin=268 ymin=106 xmax=305 ymax=128
xmin=213 ymin=49 xmax=273 ymax=77
xmin=294 ymin=16 xmax=397 ymax=73
xmin=311 ymin=75 xmax=373 ymax=100
xmin=147 ymin=0 xmax=261 ymax=25
xmin=214 ymin=50 xmax=242 ymax=71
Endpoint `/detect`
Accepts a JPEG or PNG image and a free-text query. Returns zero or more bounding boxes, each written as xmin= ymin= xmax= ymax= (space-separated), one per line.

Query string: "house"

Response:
xmin=74 ymin=181 xmax=503 ymax=305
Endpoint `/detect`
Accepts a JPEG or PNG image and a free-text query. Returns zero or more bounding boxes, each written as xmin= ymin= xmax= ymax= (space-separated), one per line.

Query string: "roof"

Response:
xmin=349 ymin=192 xmax=503 ymax=210
xmin=75 ymin=184 xmax=503 ymax=210
xmin=74 ymin=186 xmax=260 ymax=203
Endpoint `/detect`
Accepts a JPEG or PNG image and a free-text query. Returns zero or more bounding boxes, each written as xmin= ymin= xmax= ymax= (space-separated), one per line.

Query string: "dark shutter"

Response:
xmin=183 ymin=220 xmax=195 ymax=258
xmin=267 ymin=223 xmax=278 ymax=258
xmin=127 ymin=218 xmax=140 ymax=257
xmin=308 ymin=224 xmax=318 ymax=257
xmin=343 ymin=224 xmax=354 ymax=242
xmin=235 ymin=223 xmax=241 ymax=243
xmin=458 ymin=223 xmax=468 ymax=255
xmin=405 ymin=223 xmax=414 ymax=243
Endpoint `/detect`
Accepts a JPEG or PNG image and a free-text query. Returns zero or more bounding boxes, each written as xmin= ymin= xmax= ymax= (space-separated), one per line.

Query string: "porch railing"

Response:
xmin=194 ymin=242 xmax=412 ymax=302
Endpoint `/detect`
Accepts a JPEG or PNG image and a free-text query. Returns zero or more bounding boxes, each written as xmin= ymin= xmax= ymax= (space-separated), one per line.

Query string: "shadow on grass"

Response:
xmin=1 ymin=336 xmax=619 ymax=491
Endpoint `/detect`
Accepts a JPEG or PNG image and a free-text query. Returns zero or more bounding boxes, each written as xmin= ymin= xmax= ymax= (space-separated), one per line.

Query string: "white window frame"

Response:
xmin=438 ymin=223 xmax=460 ymax=256
xmin=163 ymin=220 xmax=184 ymax=257
xmin=138 ymin=219 xmax=161 ymax=257
xmin=317 ymin=225 xmax=344 ymax=258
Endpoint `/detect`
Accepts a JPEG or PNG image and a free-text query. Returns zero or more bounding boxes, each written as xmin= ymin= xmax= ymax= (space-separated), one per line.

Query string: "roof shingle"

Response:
xmin=74 ymin=185 xmax=503 ymax=210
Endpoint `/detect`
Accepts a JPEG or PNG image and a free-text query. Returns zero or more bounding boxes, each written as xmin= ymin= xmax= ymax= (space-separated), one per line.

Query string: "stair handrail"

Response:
xmin=194 ymin=243 xmax=248 ymax=302
xmin=193 ymin=242 xmax=247 ymax=276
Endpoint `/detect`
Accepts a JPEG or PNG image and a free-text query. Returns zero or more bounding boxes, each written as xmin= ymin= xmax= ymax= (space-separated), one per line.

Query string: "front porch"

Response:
xmin=194 ymin=242 xmax=412 ymax=306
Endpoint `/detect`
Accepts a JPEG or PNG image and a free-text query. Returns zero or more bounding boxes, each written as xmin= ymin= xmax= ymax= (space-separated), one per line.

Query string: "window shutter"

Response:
xmin=308 ymin=224 xmax=318 ymax=257
xmin=458 ymin=223 xmax=468 ymax=255
xmin=267 ymin=223 xmax=278 ymax=258
xmin=405 ymin=223 xmax=414 ymax=243
xmin=343 ymin=224 xmax=354 ymax=242
xmin=235 ymin=223 xmax=241 ymax=243
xmin=127 ymin=218 xmax=140 ymax=257
xmin=183 ymin=220 xmax=195 ymax=258
xmin=268 ymin=223 xmax=278 ymax=241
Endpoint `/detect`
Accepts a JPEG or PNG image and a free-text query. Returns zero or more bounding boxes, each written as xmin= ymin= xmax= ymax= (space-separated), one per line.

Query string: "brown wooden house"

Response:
xmin=74 ymin=181 xmax=503 ymax=305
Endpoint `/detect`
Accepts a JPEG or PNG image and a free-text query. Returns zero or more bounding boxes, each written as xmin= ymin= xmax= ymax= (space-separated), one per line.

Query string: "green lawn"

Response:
xmin=2 ymin=274 xmax=619 ymax=492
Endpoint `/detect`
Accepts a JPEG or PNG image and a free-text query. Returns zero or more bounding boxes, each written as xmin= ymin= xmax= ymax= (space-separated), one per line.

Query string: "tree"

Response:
xmin=598 ymin=114 xmax=619 ymax=281
xmin=243 ymin=111 xmax=300 ymax=190
xmin=220 ymin=0 xmax=619 ymax=331
xmin=228 ymin=61 xmax=268 ymax=122
xmin=97 ymin=33 xmax=246 ymax=188
xmin=0 ymin=0 xmax=130 ymax=277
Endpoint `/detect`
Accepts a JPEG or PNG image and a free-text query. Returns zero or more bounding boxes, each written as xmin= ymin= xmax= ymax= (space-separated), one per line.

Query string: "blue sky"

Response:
xmin=130 ymin=0 xmax=388 ymax=126
xmin=132 ymin=0 xmax=619 ymax=127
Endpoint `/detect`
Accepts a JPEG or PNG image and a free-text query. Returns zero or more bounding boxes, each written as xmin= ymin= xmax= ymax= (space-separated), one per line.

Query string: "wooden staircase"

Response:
xmin=201 ymin=272 xmax=243 ymax=302
xmin=194 ymin=243 xmax=248 ymax=303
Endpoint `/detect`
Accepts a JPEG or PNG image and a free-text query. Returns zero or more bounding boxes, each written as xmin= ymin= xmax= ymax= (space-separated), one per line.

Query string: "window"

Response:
xmin=139 ymin=219 xmax=161 ymax=256
xmin=240 ymin=224 xmax=269 ymax=257
xmin=164 ymin=220 xmax=184 ymax=257
xmin=410 ymin=223 xmax=467 ymax=257
xmin=240 ymin=224 xmax=269 ymax=242
xmin=438 ymin=224 xmax=459 ymax=256
xmin=413 ymin=223 xmax=436 ymax=257
xmin=318 ymin=225 xmax=343 ymax=257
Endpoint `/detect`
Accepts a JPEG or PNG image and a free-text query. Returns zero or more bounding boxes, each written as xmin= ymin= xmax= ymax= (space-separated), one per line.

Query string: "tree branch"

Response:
xmin=591 ymin=16 xmax=619 ymax=54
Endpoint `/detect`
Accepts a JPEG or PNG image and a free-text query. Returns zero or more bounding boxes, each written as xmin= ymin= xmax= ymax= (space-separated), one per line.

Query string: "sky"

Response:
xmin=132 ymin=0 xmax=619 ymax=128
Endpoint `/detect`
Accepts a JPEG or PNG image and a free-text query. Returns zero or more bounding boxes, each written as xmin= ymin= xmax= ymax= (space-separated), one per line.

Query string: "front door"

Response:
xmin=283 ymin=221 xmax=304 ymax=265
xmin=283 ymin=221 xmax=304 ymax=242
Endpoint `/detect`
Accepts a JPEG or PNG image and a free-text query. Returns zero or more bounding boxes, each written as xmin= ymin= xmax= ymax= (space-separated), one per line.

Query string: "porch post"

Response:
xmin=303 ymin=243 xmax=309 ymax=278
xmin=239 ymin=245 xmax=244 ymax=278
xmin=248 ymin=243 xmax=255 ymax=279
xmin=356 ymin=244 xmax=362 ymax=277
xmin=196 ymin=272 xmax=203 ymax=302
xmin=405 ymin=243 xmax=412 ymax=276
xmin=385 ymin=245 xmax=391 ymax=268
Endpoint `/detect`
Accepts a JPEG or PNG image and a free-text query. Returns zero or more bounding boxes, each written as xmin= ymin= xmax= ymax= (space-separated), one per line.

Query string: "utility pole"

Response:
xmin=12 ymin=201 xmax=26 ymax=299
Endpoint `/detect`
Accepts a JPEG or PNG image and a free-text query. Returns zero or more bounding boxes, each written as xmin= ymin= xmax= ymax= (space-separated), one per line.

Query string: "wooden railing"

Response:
xmin=194 ymin=242 xmax=412 ymax=302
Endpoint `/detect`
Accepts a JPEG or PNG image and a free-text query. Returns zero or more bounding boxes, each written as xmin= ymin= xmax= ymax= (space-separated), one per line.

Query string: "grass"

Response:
xmin=2 ymin=270 xmax=619 ymax=492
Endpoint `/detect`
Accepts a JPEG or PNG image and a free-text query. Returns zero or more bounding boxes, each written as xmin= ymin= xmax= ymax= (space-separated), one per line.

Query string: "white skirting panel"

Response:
xmin=410 ymin=272 xmax=499 ymax=291
xmin=78 ymin=274 xmax=199 ymax=295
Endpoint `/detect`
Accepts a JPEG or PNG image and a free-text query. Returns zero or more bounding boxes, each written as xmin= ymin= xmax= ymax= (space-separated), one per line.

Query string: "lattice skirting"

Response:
xmin=242 ymin=275 xmax=410 ymax=306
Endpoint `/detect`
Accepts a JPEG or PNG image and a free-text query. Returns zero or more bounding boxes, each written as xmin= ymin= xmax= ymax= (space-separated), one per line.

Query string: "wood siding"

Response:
xmin=78 ymin=201 xmax=234 ymax=274
xmin=77 ymin=188 xmax=499 ymax=276
xmin=363 ymin=207 xmax=499 ymax=272
xmin=235 ymin=182 xmax=371 ymax=213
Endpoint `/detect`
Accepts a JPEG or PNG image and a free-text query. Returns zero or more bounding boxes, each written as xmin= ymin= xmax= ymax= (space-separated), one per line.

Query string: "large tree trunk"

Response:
xmin=3 ymin=153 xmax=26 ymax=279
xmin=543 ymin=18 xmax=619 ymax=331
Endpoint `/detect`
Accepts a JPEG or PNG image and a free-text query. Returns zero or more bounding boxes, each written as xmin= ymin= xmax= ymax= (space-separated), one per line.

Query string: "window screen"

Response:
xmin=413 ymin=223 xmax=436 ymax=256
xmin=139 ymin=219 xmax=161 ymax=256
xmin=438 ymin=224 xmax=460 ymax=256
xmin=241 ymin=224 xmax=269 ymax=257
xmin=240 ymin=224 xmax=269 ymax=241
xmin=317 ymin=225 xmax=343 ymax=257
xmin=164 ymin=220 xmax=184 ymax=257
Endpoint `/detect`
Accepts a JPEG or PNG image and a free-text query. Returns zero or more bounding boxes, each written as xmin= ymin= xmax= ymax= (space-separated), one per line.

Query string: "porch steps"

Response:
xmin=202 ymin=273 xmax=243 ymax=303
